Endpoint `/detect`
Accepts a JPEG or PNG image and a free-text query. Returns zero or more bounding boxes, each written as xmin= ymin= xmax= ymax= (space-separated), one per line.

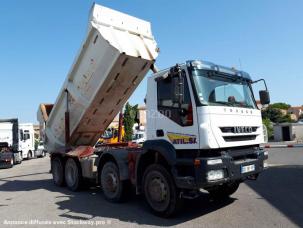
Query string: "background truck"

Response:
xmin=19 ymin=123 xmax=35 ymax=159
xmin=38 ymin=4 xmax=270 ymax=217
xmin=0 ymin=119 xmax=22 ymax=168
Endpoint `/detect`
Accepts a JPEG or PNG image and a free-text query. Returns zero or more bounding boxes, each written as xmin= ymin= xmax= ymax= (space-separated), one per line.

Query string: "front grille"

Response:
xmin=220 ymin=126 xmax=258 ymax=133
xmin=223 ymin=135 xmax=257 ymax=142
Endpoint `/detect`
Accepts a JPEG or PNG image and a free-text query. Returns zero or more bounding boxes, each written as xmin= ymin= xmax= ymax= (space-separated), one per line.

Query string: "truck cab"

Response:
xmin=144 ymin=60 xmax=269 ymax=190
xmin=19 ymin=123 xmax=35 ymax=159
xmin=147 ymin=60 xmax=268 ymax=148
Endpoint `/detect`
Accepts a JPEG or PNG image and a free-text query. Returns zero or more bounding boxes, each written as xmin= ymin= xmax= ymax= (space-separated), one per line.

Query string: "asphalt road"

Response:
xmin=0 ymin=148 xmax=302 ymax=228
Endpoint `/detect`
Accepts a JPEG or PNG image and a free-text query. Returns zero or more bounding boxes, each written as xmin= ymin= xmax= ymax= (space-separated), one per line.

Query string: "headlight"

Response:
xmin=207 ymin=170 xmax=224 ymax=181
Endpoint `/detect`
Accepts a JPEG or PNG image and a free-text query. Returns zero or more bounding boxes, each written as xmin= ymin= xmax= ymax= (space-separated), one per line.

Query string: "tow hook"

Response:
xmin=247 ymin=174 xmax=259 ymax=180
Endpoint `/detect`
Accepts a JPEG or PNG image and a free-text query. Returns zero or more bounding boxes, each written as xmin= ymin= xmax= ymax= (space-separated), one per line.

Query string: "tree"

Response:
xmin=262 ymin=106 xmax=292 ymax=123
xmin=270 ymin=103 xmax=291 ymax=110
xmin=123 ymin=103 xmax=138 ymax=142
xmin=262 ymin=118 xmax=273 ymax=139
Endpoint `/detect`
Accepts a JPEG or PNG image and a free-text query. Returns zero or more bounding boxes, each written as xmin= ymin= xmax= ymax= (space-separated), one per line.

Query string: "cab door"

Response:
xmin=154 ymin=66 xmax=199 ymax=150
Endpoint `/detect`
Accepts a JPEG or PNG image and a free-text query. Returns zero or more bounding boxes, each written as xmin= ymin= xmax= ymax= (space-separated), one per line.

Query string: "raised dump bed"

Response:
xmin=40 ymin=4 xmax=158 ymax=153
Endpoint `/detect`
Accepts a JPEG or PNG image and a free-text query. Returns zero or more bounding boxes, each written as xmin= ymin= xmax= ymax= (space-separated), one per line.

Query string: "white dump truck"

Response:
xmin=38 ymin=4 xmax=269 ymax=217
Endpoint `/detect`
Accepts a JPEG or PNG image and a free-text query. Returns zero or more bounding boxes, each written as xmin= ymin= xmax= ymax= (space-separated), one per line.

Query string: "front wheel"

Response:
xmin=27 ymin=151 xmax=33 ymax=160
xmin=143 ymin=164 xmax=182 ymax=217
xmin=208 ymin=182 xmax=240 ymax=199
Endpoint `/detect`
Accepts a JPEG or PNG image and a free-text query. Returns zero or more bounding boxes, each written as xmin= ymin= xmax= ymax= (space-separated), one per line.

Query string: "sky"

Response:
xmin=0 ymin=0 xmax=302 ymax=123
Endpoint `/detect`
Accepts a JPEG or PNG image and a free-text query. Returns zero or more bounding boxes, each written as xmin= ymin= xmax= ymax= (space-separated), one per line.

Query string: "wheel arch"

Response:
xmin=136 ymin=140 xmax=177 ymax=193
xmin=50 ymin=152 xmax=68 ymax=171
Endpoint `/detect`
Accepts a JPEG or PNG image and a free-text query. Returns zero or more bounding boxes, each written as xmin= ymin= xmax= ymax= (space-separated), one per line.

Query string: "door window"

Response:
xmin=157 ymin=73 xmax=193 ymax=126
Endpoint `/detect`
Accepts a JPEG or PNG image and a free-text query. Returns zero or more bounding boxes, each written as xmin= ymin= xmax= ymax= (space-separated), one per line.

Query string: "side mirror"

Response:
xmin=259 ymin=90 xmax=270 ymax=105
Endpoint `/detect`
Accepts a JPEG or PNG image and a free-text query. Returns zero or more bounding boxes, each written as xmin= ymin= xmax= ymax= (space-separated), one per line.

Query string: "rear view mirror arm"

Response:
xmin=252 ymin=79 xmax=268 ymax=91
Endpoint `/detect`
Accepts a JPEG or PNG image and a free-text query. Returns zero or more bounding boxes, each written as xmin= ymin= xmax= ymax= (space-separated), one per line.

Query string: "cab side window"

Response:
xmin=157 ymin=74 xmax=193 ymax=126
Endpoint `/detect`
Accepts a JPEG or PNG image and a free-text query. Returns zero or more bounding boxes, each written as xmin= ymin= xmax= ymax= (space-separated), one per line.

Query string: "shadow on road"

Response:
xmin=1 ymin=164 xmax=303 ymax=226
xmin=0 ymin=172 xmax=49 ymax=181
xmin=246 ymin=165 xmax=303 ymax=227
xmin=0 ymin=177 xmax=235 ymax=226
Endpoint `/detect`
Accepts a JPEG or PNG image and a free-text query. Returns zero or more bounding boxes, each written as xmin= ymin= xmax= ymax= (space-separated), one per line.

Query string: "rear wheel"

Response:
xmin=101 ymin=162 xmax=125 ymax=202
xmin=51 ymin=157 xmax=65 ymax=186
xmin=208 ymin=182 xmax=240 ymax=199
xmin=143 ymin=164 xmax=182 ymax=217
xmin=65 ymin=158 xmax=82 ymax=191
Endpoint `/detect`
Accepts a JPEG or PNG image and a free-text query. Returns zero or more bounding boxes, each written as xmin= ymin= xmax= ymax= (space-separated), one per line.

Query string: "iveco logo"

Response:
xmin=234 ymin=126 xmax=253 ymax=134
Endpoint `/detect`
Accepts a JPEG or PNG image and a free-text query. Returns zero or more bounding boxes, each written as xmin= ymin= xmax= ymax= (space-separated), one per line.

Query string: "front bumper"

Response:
xmin=175 ymin=147 xmax=268 ymax=189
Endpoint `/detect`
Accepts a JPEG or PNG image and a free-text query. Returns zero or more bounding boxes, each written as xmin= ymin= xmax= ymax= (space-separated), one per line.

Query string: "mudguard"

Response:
xmin=142 ymin=139 xmax=177 ymax=165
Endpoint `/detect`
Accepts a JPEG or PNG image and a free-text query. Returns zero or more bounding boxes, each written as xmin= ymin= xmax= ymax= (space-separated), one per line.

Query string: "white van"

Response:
xmin=132 ymin=131 xmax=146 ymax=145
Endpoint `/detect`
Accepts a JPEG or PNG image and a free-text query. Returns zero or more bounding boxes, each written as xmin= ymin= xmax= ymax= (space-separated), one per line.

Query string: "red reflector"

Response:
xmin=194 ymin=159 xmax=201 ymax=167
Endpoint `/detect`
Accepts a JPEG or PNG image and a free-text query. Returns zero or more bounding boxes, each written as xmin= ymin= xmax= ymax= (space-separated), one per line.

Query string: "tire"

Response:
xmin=17 ymin=153 xmax=22 ymax=164
xmin=65 ymin=158 xmax=82 ymax=191
xmin=101 ymin=162 xmax=125 ymax=202
xmin=13 ymin=155 xmax=16 ymax=165
xmin=51 ymin=157 xmax=65 ymax=187
xmin=208 ymin=182 xmax=240 ymax=199
xmin=143 ymin=164 xmax=183 ymax=217
xmin=27 ymin=151 xmax=33 ymax=160
xmin=9 ymin=157 xmax=14 ymax=168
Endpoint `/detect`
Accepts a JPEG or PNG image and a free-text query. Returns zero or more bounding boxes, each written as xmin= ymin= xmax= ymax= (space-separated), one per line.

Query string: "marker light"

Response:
xmin=207 ymin=159 xmax=223 ymax=165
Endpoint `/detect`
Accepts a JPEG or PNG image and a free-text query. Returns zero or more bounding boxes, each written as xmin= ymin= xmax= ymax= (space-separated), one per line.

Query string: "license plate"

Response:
xmin=241 ymin=164 xmax=255 ymax=174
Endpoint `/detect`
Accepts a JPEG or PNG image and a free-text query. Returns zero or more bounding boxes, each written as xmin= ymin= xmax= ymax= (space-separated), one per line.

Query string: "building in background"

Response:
xmin=288 ymin=106 xmax=303 ymax=121
xmin=273 ymin=123 xmax=303 ymax=142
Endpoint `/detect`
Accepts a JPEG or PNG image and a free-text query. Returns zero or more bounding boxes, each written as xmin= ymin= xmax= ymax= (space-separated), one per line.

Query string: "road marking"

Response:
xmin=261 ymin=144 xmax=303 ymax=148
xmin=267 ymin=164 xmax=302 ymax=168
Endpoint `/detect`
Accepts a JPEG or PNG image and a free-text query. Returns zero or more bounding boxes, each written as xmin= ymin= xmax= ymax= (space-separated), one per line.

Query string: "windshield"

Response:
xmin=191 ymin=69 xmax=256 ymax=108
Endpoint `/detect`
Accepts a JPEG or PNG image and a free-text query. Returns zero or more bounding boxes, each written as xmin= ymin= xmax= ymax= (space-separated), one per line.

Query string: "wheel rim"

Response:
xmin=104 ymin=169 xmax=118 ymax=194
xmin=145 ymin=171 xmax=170 ymax=212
